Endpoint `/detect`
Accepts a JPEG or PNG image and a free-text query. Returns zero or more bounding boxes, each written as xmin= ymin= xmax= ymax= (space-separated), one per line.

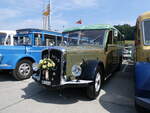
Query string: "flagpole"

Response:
xmin=48 ymin=0 xmax=51 ymax=31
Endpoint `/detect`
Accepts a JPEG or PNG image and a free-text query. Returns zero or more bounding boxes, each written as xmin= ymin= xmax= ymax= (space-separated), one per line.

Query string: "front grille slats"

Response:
xmin=41 ymin=49 xmax=62 ymax=85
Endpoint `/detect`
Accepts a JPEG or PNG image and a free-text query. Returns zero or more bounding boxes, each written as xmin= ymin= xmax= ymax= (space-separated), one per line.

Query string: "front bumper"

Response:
xmin=135 ymin=96 xmax=150 ymax=110
xmin=32 ymin=73 xmax=93 ymax=88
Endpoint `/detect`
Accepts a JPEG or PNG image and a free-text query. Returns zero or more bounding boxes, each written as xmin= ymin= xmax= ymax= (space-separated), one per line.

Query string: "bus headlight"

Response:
xmin=32 ymin=63 xmax=39 ymax=71
xmin=71 ymin=65 xmax=82 ymax=77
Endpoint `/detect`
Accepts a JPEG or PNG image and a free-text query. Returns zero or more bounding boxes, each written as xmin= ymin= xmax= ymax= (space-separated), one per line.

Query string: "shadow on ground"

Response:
xmin=0 ymin=71 xmax=16 ymax=81
xmin=21 ymin=82 xmax=91 ymax=105
xmin=99 ymin=64 xmax=137 ymax=113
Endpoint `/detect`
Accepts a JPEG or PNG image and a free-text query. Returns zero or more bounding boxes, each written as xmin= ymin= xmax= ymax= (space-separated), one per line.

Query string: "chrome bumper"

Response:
xmin=32 ymin=73 xmax=93 ymax=87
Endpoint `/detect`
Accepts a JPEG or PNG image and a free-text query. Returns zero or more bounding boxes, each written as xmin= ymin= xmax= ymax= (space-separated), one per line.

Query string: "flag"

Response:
xmin=76 ymin=19 xmax=82 ymax=24
xmin=43 ymin=3 xmax=50 ymax=16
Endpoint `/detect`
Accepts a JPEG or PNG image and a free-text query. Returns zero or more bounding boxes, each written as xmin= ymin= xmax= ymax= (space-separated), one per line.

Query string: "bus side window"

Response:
xmin=24 ymin=37 xmax=31 ymax=45
xmin=44 ymin=34 xmax=55 ymax=46
xmin=6 ymin=35 xmax=11 ymax=45
xmin=57 ymin=36 xmax=63 ymax=46
xmin=34 ymin=34 xmax=42 ymax=46
xmin=14 ymin=37 xmax=18 ymax=45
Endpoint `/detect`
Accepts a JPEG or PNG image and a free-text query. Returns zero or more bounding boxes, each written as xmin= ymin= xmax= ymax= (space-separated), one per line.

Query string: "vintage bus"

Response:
xmin=135 ymin=12 xmax=150 ymax=111
xmin=32 ymin=24 xmax=124 ymax=99
xmin=0 ymin=28 xmax=64 ymax=80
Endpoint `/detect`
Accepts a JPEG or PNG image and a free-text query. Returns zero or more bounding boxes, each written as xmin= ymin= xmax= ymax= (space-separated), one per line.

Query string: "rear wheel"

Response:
xmin=86 ymin=67 xmax=102 ymax=99
xmin=13 ymin=60 xmax=33 ymax=80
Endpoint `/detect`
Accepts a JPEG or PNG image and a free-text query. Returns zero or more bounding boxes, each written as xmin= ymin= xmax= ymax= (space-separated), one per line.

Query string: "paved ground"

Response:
xmin=0 ymin=61 xmax=138 ymax=113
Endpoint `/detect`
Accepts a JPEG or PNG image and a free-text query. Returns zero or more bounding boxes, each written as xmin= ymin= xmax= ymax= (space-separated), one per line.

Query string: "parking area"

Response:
xmin=0 ymin=61 xmax=137 ymax=113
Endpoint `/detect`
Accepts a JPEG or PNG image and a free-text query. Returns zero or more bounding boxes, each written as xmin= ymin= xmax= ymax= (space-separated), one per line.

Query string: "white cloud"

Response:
xmin=0 ymin=18 xmax=42 ymax=30
xmin=53 ymin=0 xmax=99 ymax=12
xmin=72 ymin=0 xmax=98 ymax=7
xmin=0 ymin=8 xmax=21 ymax=21
xmin=51 ymin=14 xmax=69 ymax=31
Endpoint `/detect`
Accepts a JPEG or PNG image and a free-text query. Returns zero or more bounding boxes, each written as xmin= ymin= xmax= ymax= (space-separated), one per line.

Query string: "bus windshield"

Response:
xmin=143 ymin=20 xmax=150 ymax=45
xmin=63 ymin=30 xmax=106 ymax=46
xmin=0 ymin=33 xmax=7 ymax=45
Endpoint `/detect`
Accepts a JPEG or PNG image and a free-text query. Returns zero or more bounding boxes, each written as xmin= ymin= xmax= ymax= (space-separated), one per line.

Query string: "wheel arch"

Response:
xmin=12 ymin=55 xmax=36 ymax=69
xmin=80 ymin=60 xmax=105 ymax=80
xmin=17 ymin=57 xmax=35 ymax=64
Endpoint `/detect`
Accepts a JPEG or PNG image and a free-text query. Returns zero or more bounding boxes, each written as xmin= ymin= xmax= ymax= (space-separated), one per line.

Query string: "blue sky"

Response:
xmin=0 ymin=0 xmax=150 ymax=31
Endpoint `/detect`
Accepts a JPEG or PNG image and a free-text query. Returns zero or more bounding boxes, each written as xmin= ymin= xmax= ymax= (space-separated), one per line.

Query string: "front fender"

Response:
xmin=80 ymin=60 xmax=103 ymax=80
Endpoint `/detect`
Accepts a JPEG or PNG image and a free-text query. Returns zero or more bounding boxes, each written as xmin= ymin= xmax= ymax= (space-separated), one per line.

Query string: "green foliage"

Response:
xmin=114 ymin=24 xmax=135 ymax=40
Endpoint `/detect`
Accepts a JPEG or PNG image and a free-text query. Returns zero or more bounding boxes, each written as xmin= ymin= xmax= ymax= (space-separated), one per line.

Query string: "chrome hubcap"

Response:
xmin=19 ymin=63 xmax=31 ymax=77
xmin=95 ymin=72 xmax=101 ymax=92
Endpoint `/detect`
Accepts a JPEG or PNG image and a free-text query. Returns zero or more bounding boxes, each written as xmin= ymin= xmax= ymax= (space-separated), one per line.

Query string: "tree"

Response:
xmin=114 ymin=24 xmax=135 ymax=40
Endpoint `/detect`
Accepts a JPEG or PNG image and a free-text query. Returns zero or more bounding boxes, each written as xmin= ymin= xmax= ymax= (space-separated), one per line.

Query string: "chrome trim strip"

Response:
xmin=0 ymin=64 xmax=11 ymax=67
xmin=61 ymin=80 xmax=93 ymax=85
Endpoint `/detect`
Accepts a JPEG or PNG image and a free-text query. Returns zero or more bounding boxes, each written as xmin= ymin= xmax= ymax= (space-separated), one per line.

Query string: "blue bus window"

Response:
xmin=0 ymin=33 xmax=6 ymax=45
xmin=14 ymin=36 xmax=31 ymax=45
xmin=57 ymin=36 xmax=63 ymax=46
xmin=6 ymin=35 xmax=11 ymax=45
xmin=34 ymin=33 xmax=42 ymax=46
xmin=44 ymin=34 xmax=56 ymax=46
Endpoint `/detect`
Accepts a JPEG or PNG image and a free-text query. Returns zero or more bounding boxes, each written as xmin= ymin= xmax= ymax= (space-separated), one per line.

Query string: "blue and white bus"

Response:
xmin=0 ymin=28 xmax=64 ymax=80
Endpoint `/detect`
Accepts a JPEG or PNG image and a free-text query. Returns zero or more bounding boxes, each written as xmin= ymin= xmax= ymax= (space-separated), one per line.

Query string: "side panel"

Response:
xmin=65 ymin=48 xmax=105 ymax=80
xmin=135 ymin=62 xmax=150 ymax=97
xmin=0 ymin=46 xmax=38 ymax=69
xmin=0 ymin=46 xmax=26 ymax=69
xmin=26 ymin=46 xmax=47 ymax=63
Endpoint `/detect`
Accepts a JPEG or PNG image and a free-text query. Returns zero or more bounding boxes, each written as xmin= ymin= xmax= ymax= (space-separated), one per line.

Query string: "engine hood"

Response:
xmin=48 ymin=46 xmax=103 ymax=54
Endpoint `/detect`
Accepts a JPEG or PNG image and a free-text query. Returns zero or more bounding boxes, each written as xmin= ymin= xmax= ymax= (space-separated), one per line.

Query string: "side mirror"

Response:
xmin=114 ymin=31 xmax=118 ymax=37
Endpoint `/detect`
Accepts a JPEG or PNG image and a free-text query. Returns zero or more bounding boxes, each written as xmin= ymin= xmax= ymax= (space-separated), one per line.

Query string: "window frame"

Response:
xmin=142 ymin=19 xmax=150 ymax=45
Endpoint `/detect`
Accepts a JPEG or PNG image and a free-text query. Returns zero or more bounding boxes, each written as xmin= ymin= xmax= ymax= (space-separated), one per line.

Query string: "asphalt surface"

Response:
xmin=0 ymin=61 xmax=138 ymax=113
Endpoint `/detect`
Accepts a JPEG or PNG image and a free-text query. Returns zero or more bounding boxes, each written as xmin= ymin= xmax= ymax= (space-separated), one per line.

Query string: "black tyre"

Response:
xmin=13 ymin=59 xmax=33 ymax=80
xmin=135 ymin=101 xmax=149 ymax=113
xmin=86 ymin=67 xmax=102 ymax=99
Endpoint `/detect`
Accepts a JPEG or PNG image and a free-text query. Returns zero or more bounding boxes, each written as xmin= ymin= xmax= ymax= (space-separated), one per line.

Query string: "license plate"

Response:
xmin=42 ymin=80 xmax=51 ymax=85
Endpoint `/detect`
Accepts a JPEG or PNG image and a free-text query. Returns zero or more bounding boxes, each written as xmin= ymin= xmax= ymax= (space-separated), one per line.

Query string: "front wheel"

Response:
xmin=13 ymin=60 xmax=33 ymax=80
xmin=86 ymin=68 xmax=102 ymax=99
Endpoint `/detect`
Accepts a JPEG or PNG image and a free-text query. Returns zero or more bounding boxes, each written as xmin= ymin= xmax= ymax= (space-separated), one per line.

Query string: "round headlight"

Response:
xmin=32 ymin=63 xmax=39 ymax=71
xmin=71 ymin=65 xmax=82 ymax=77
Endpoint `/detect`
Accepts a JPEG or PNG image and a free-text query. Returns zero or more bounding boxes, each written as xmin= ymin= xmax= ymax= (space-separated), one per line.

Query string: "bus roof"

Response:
xmin=16 ymin=28 xmax=63 ymax=37
xmin=137 ymin=11 xmax=150 ymax=22
xmin=0 ymin=30 xmax=16 ymax=35
xmin=63 ymin=24 xmax=118 ymax=33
